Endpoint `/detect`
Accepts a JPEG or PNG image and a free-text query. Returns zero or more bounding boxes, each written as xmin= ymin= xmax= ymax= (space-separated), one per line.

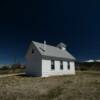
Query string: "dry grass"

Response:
xmin=0 ymin=71 xmax=100 ymax=100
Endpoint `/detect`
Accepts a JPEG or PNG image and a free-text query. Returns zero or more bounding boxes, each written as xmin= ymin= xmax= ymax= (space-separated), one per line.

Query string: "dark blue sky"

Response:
xmin=0 ymin=0 xmax=100 ymax=64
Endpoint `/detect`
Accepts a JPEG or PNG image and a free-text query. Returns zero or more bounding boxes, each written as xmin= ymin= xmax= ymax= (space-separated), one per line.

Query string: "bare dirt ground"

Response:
xmin=0 ymin=73 xmax=25 ymax=78
xmin=0 ymin=71 xmax=100 ymax=100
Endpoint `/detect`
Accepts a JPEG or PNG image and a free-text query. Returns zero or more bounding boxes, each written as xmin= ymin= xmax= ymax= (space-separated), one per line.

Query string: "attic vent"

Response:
xmin=57 ymin=42 xmax=66 ymax=50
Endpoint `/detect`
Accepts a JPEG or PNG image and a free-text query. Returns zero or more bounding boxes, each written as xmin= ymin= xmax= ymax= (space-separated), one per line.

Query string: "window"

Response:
xmin=51 ymin=60 xmax=55 ymax=70
xmin=32 ymin=49 xmax=35 ymax=54
xmin=60 ymin=61 xmax=63 ymax=70
xmin=68 ymin=62 xmax=70 ymax=70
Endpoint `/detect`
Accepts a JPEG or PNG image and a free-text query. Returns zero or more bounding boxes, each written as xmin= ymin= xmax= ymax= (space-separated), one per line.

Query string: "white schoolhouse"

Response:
xmin=25 ymin=41 xmax=76 ymax=77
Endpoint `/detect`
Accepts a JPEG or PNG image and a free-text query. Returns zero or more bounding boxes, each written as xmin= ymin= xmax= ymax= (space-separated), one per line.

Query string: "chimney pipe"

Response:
xmin=44 ymin=40 xmax=46 ymax=51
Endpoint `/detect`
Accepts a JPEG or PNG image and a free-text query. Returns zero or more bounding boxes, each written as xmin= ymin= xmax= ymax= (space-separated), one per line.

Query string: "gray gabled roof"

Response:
xmin=32 ymin=41 xmax=76 ymax=61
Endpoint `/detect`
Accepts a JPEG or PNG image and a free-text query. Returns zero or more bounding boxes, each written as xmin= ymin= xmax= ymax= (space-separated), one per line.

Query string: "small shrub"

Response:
xmin=1 ymin=66 xmax=9 ymax=70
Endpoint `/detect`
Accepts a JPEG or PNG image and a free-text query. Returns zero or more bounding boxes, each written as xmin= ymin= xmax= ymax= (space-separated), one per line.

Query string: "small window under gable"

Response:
xmin=51 ymin=60 xmax=55 ymax=70
xmin=68 ymin=61 xmax=70 ymax=70
xmin=32 ymin=48 xmax=35 ymax=54
xmin=60 ymin=61 xmax=63 ymax=70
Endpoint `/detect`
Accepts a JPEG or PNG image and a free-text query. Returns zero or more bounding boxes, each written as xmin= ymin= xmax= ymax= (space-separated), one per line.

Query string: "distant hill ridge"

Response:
xmin=84 ymin=59 xmax=100 ymax=63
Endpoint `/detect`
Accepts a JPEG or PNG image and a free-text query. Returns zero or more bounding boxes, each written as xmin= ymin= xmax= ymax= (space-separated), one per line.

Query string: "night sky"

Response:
xmin=0 ymin=0 xmax=100 ymax=64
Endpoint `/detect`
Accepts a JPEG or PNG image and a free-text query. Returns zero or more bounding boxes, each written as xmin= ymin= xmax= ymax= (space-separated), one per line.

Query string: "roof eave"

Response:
xmin=41 ymin=55 xmax=76 ymax=61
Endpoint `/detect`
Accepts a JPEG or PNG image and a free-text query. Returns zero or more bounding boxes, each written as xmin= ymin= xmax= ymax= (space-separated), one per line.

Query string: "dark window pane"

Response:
xmin=60 ymin=61 xmax=63 ymax=70
xmin=68 ymin=62 xmax=70 ymax=70
xmin=51 ymin=60 xmax=55 ymax=70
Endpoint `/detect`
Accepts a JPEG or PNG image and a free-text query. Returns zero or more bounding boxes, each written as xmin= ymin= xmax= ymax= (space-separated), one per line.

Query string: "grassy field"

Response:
xmin=0 ymin=71 xmax=100 ymax=100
